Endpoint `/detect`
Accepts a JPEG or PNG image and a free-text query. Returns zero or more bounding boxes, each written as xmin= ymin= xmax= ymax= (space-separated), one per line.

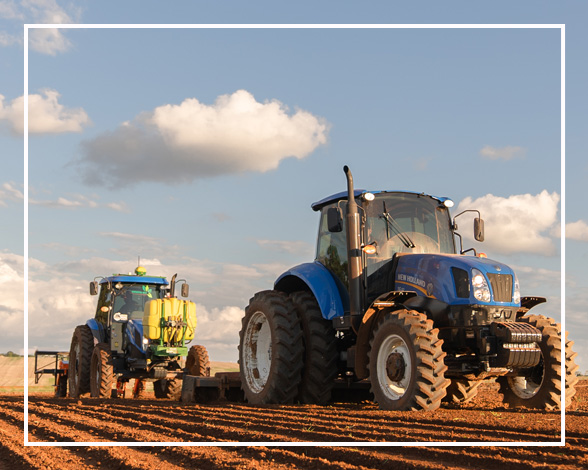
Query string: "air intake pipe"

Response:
xmin=344 ymin=166 xmax=363 ymax=320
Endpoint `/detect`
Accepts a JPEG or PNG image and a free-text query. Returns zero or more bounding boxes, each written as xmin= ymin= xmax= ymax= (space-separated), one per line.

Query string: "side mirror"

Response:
xmin=327 ymin=207 xmax=343 ymax=233
xmin=474 ymin=218 xmax=485 ymax=242
xmin=90 ymin=281 xmax=99 ymax=295
xmin=181 ymin=283 xmax=189 ymax=297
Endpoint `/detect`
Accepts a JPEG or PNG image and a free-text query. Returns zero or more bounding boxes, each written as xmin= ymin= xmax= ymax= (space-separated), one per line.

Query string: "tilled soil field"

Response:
xmin=1 ymin=381 xmax=587 ymax=469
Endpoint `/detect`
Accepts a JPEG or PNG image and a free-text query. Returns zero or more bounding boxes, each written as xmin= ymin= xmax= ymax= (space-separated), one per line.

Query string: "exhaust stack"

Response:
xmin=343 ymin=166 xmax=363 ymax=319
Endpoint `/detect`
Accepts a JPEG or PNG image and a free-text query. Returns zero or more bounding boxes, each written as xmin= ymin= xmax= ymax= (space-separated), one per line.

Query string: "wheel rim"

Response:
xmin=242 ymin=310 xmax=272 ymax=393
xmin=376 ymin=334 xmax=411 ymax=400
xmin=507 ymin=359 xmax=544 ymax=399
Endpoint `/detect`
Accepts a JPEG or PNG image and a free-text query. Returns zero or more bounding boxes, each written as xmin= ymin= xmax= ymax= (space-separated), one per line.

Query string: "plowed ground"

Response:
xmin=1 ymin=381 xmax=587 ymax=470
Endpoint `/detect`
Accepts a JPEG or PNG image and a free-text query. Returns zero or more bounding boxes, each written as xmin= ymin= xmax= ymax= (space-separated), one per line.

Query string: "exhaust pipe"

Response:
xmin=343 ymin=166 xmax=363 ymax=319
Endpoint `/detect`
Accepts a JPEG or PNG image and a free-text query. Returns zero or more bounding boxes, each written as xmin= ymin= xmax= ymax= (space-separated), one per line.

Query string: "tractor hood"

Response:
xmin=394 ymin=253 xmax=520 ymax=307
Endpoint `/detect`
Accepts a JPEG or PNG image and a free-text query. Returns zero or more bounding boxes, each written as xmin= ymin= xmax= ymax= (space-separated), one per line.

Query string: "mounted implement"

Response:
xmin=238 ymin=166 xmax=578 ymax=410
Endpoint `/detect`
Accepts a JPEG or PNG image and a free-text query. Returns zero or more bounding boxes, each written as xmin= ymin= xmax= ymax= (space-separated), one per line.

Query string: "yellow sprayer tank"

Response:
xmin=143 ymin=298 xmax=197 ymax=343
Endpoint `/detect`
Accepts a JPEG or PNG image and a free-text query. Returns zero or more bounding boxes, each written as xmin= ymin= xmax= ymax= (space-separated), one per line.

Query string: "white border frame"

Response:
xmin=23 ymin=23 xmax=566 ymax=447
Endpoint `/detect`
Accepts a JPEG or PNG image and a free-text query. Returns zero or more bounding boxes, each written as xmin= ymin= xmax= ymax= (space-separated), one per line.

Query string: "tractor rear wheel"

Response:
xmin=239 ymin=290 xmax=304 ymax=404
xmin=368 ymin=310 xmax=449 ymax=411
xmin=498 ymin=315 xmax=579 ymax=410
xmin=442 ymin=379 xmax=482 ymax=404
xmin=186 ymin=345 xmax=211 ymax=377
xmin=290 ymin=291 xmax=338 ymax=404
xmin=90 ymin=343 xmax=114 ymax=398
xmin=68 ymin=325 xmax=94 ymax=398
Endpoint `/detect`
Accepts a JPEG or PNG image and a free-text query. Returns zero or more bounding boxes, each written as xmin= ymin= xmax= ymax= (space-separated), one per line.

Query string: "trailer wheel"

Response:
xmin=498 ymin=315 xmax=579 ymax=410
xmin=442 ymin=379 xmax=482 ymax=404
xmin=90 ymin=343 xmax=114 ymax=398
xmin=68 ymin=325 xmax=94 ymax=398
xmin=290 ymin=291 xmax=338 ymax=404
xmin=186 ymin=345 xmax=211 ymax=377
xmin=239 ymin=290 xmax=303 ymax=404
xmin=55 ymin=374 xmax=67 ymax=398
xmin=368 ymin=310 xmax=449 ymax=411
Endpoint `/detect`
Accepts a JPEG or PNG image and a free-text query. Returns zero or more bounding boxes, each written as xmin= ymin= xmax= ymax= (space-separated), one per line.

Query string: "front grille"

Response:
xmin=487 ymin=273 xmax=513 ymax=302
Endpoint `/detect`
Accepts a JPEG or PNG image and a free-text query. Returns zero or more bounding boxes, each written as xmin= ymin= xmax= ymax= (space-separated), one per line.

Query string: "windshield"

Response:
xmin=112 ymin=283 xmax=165 ymax=319
xmin=364 ymin=193 xmax=455 ymax=273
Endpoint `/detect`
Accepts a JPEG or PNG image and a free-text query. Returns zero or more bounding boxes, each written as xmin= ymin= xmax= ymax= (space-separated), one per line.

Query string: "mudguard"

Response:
xmin=274 ymin=262 xmax=346 ymax=320
xmin=85 ymin=318 xmax=105 ymax=344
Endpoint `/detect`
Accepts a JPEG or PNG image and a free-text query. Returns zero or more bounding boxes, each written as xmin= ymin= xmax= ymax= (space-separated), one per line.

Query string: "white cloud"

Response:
xmin=0 ymin=0 xmax=24 ymax=19
xmin=0 ymin=89 xmax=90 ymax=135
xmin=29 ymin=191 xmax=126 ymax=211
xmin=479 ymin=145 xmax=526 ymax=161
xmin=0 ymin=182 xmax=23 ymax=206
xmin=78 ymin=90 xmax=329 ymax=187
xmin=565 ymin=220 xmax=588 ymax=242
xmin=456 ymin=191 xmax=560 ymax=255
xmin=23 ymin=0 xmax=75 ymax=55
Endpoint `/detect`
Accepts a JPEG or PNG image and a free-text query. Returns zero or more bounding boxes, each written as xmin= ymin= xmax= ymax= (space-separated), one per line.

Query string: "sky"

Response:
xmin=0 ymin=1 xmax=587 ymax=376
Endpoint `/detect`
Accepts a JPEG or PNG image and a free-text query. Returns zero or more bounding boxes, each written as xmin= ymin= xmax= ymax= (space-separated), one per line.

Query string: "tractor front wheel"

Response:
xmin=498 ymin=315 xmax=579 ymax=410
xmin=90 ymin=343 xmax=114 ymax=398
xmin=68 ymin=325 xmax=94 ymax=398
xmin=239 ymin=290 xmax=304 ymax=404
xmin=368 ymin=310 xmax=449 ymax=411
xmin=442 ymin=379 xmax=482 ymax=404
xmin=185 ymin=345 xmax=211 ymax=377
xmin=154 ymin=377 xmax=182 ymax=400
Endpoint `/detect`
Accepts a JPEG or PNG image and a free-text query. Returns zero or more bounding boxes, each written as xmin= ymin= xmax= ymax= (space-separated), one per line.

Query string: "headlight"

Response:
xmin=472 ymin=269 xmax=491 ymax=302
xmin=513 ymin=276 xmax=521 ymax=304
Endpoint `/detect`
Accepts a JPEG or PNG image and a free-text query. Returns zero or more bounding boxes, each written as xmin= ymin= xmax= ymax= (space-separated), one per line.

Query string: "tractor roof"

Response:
xmin=100 ymin=275 xmax=168 ymax=285
xmin=311 ymin=190 xmax=452 ymax=212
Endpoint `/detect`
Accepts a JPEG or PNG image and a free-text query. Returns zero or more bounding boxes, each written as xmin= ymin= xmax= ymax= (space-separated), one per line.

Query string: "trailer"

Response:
xmin=34 ymin=350 xmax=69 ymax=397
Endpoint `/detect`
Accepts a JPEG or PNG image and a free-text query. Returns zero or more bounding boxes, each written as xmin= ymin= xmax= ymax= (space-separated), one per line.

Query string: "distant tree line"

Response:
xmin=1 ymin=351 xmax=22 ymax=357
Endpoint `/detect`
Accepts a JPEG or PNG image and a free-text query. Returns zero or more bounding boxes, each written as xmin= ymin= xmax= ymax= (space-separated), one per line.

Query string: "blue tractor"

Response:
xmin=67 ymin=268 xmax=209 ymax=399
xmin=238 ymin=166 xmax=578 ymax=410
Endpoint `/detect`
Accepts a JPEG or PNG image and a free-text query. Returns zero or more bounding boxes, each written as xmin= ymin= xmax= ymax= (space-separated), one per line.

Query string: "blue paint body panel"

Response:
xmin=395 ymin=253 xmax=519 ymax=307
xmin=85 ymin=318 xmax=105 ymax=343
xmin=100 ymin=275 xmax=168 ymax=285
xmin=275 ymin=262 xmax=346 ymax=320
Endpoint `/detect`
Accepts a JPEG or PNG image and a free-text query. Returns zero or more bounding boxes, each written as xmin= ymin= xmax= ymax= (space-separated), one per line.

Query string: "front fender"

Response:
xmin=274 ymin=262 xmax=347 ymax=320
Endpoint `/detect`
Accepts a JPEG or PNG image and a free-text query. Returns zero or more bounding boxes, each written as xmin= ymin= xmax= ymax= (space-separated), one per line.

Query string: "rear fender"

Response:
xmin=274 ymin=262 xmax=346 ymax=320
xmin=85 ymin=319 xmax=104 ymax=345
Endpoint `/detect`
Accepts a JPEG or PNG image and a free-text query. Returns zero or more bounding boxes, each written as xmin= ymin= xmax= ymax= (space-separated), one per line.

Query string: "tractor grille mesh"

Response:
xmin=487 ymin=273 xmax=513 ymax=303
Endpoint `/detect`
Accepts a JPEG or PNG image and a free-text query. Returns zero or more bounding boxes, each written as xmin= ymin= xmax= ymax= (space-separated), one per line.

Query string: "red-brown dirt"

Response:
xmin=1 ymin=381 xmax=587 ymax=469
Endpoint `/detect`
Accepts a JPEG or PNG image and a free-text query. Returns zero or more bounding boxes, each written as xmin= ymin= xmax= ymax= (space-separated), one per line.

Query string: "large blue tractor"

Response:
xmin=238 ymin=166 xmax=578 ymax=411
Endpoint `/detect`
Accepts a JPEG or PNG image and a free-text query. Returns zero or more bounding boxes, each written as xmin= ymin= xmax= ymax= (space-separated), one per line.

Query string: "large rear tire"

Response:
xmin=239 ymin=290 xmax=304 ymax=404
xmin=368 ymin=310 xmax=449 ymax=411
xmin=68 ymin=325 xmax=94 ymax=398
xmin=498 ymin=315 xmax=579 ymax=410
xmin=90 ymin=343 xmax=114 ymax=398
xmin=290 ymin=291 xmax=338 ymax=404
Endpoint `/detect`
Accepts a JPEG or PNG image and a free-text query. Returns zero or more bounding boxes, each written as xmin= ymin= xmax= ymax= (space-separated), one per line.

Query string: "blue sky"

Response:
xmin=0 ymin=1 xmax=587 ymax=374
